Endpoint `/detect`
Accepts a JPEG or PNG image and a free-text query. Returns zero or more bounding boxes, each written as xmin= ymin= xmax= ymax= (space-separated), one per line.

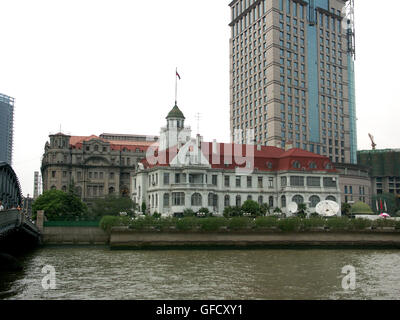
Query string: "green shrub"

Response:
xmin=175 ymin=217 xmax=198 ymax=231
xmin=254 ymin=216 xmax=278 ymax=229
xmin=349 ymin=218 xmax=372 ymax=230
xmin=198 ymin=217 xmax=227 ymax=231
xmin=228 ymin=217 xmax=251 ymax=230
xmin=277 ymin=218 xmax=301 ymax=232
xmin=99 ymin=216 xmax=121 ymax=233
xmin=153 ymin=212 xmax=162 ymax=219
xmin=183 ymin=209 xmax=196 ymax=217
xmin=372 ymin=219 xmax=397 ymax=228
xmin=223 ymin=206 xmax=242 ymax=218
xmin=325 ymin=217 xmax=350 ymax=230
xmin=198 ymin=207 xmax=213 ymax=217
xmin=301 ymin=217 xmax=326 ymax=230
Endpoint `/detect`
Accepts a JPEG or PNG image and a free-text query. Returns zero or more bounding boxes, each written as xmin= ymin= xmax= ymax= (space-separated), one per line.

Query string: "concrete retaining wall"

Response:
xmin=42 ymin=227 xmax=108 ymax=245
xmin=110 ymin=227 xmax=400 ymax=249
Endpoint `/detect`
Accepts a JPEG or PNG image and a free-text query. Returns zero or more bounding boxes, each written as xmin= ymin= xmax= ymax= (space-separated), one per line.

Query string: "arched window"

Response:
xmin=309 ymin=162 xmax=317 ymax=169
xmin=326 ymin=195 xmax=337 ymax=202
xmin=109 ymin=186 xmax=115 ymax=194
xmin=191 ymin=193 xmax=202 ymax=206
xmin=51 ymin=185 xmax=56 ymax=190
xmin=325 ymin=162 xmax=333 ymax=169
xmin=258 ymin=195 xmax=263 ymax=205
xmin=224 ymin=195 xmax=230 ymax=207
xmin=236 ymin=195 xmax=241 ymax=207
xmin=61 ymin=185 xmax=67 ymax=192
xmin=269 ymin=196 xmax=274 ymax=207
xmin=292 ymin=195 xmax=304 ymax=204
xmin=247 ymin=195 xmax=252 ymax=201
xmin=281 ymin=195 xmax=287 ymax=208
xmin=292 ymin=161 xmax=301 ymax=169
xmin=309 ymin=195 xmax=320 ymax=208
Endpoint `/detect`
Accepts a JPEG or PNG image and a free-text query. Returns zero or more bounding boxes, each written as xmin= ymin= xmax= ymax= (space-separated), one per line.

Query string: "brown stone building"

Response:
xmin=41 ymin=132 xmax=157 ymax=204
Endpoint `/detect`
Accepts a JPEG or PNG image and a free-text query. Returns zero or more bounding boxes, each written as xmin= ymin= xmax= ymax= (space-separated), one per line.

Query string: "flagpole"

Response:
xmin=175 ymin=67 xmax=178 ymax=105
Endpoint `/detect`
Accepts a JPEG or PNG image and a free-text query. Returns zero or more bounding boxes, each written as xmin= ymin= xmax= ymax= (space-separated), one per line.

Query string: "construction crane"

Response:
xmin=368 ymin=133 xmax=377 ymax=150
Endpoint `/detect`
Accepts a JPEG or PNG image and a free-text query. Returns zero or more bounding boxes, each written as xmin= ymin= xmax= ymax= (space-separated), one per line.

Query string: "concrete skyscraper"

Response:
xmin=0 ymin=93 xmax=15 ymax=165
xmin=229 ymin=0 xmax=357 ymax=164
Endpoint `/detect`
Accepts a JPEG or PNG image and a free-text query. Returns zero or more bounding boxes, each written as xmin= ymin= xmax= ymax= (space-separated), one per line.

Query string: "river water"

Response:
xmin=1 ymin=246 xmax=400 ymax=300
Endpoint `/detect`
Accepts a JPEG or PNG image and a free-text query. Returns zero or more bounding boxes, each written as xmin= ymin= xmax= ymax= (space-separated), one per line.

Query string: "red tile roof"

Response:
xmin=140 ymin=142 xmax=336 ymax=172
xmin=68 ymin=135 xmax=156 ymax=152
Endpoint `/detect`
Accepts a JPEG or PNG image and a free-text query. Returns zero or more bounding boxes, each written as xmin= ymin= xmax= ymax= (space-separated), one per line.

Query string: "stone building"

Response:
xmin=41 ymin=133 xmax=157 ymax=204
xmin=132 ymin=104 xmax=341 ymax=217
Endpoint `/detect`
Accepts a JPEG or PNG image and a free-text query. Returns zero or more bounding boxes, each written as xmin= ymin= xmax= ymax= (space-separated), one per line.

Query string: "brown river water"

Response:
xmin=1 ymin=246 xmax=400 ymax=300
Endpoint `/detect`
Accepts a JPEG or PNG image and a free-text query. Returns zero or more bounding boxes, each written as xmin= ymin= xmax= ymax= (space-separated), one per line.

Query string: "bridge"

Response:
xmin=0 ymin=162 xmax=41 ymax=253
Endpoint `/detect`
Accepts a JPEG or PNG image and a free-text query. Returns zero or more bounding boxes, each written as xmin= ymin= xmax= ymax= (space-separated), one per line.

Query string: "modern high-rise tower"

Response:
xmin=229 ymin=0 xmax=357 ymax=164
xmin=0 ymin=93 xmax=15 ymax=165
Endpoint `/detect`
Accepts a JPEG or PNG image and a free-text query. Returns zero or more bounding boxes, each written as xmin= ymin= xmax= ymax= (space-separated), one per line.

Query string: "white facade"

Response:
xmin=132 ymin=104 xmax=341 ymax=217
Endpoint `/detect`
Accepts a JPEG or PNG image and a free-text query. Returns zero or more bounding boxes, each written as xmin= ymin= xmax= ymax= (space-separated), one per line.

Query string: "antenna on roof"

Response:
xmin=195 ymin=113 xmax=201 ymax=134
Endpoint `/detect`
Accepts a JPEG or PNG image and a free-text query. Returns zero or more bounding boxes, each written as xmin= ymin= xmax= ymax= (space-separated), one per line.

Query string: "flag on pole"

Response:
xmin=176 ymin=70 xmax=181 ymax=80
xmin=384 ymin=200 xmax=387 ymax=212
xmin=376 ymin=199 xmax=379 ymax=212
xmin=380 ymin=199 xmax=383 ymax=213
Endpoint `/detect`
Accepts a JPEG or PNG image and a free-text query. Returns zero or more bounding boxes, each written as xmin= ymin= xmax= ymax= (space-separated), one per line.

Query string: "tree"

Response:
xmin=260 ymin=203 xmax=272 ymax=216
xmin=223 ymin=206 xmax=243 ymax=218
xmin=183 ymin=208 xmax=196 ymax=217
xmin=90 ymin=195 xmax=135 ymax=219
xmin=241 ymin=200 xmax=260 ymax=216
xmin=198 ymin=207 xmax=212 ymax=217
xmin=32 ymin=189 xmax=88 ymax=221
xmin=141 ymin=202 xmax=147 ymax=214
xmin=297 ymin=203 xmax=308 ymax=218
xmin=341 ymin=202 xmax=352 ymax=217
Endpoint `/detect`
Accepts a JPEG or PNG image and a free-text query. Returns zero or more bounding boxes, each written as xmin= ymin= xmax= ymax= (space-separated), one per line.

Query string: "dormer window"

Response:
xmin=325 ymin=162 xmax=333 ymax=170
xmin=292 ymin=161 xmax=301 ymax=169
xmin=309 ymin=162 xmax=317 ymax=169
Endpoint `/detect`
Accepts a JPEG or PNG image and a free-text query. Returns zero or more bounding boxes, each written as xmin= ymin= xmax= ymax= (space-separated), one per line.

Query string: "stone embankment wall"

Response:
xmin=36 ymin=211 xmax=108 ymax=245
xmin=42 ymin=226 xmax=108 ymax=245
xmin=110 ymin=227 xmax=400 ymax=249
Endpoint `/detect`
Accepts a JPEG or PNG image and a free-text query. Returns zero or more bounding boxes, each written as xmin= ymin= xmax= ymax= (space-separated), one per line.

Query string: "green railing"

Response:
xmin=44 ymin=221 xmax=101 ymax=227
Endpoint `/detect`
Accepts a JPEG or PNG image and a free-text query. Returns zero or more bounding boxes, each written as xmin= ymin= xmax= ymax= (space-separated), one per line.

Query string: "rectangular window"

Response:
xmin=307 ymin=177 xmax=321 ymax=187
xmin=247 ymin=176 xmax=252 ymax=188
xmin=258 ymin=177 xmax=263 ymax=188
xmin=175 ymin=173 xmax=180 ymax=184
xmin=212 ymin=175 xmax=218 ymax=186
xmin=290 ymin=176 xmax=304 ymax=186
xmin=172 ymin=192 xmax=185 ymax=206
xmin=323 ymin=177 xmax=337 ymax=188
xmin=268 ymin=177 xmax=274 ymax=188
xmin=236 ymin=176 xmax=241 ymax=187
xmin=164 ymin=173 xmax=170 ymax=185
xmin=224 ymin=176 xmax=230 ymax=187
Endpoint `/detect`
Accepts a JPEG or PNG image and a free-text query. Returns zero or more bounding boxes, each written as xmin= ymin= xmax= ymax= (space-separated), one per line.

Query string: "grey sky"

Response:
xmin=0 ymin=0 xmax=399 ymax=196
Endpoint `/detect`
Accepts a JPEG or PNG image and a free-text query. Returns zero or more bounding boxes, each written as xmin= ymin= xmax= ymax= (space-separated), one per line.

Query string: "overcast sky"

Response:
xmin=0 ymin=0 xmax=399 ymax=196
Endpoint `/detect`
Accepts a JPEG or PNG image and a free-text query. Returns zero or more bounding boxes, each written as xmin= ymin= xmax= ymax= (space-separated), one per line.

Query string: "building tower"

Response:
xmin=159 ymin=104 xmax=192 ymax=151
xmin=0 ymin=93 xmax=15 ymax=165
xmin=229 ymin=0 xmax=357 ymax=164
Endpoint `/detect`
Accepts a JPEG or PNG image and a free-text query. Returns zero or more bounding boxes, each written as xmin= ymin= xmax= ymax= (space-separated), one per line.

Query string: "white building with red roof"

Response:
xmin=132 ymin=105 xmax=341 ymax=217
